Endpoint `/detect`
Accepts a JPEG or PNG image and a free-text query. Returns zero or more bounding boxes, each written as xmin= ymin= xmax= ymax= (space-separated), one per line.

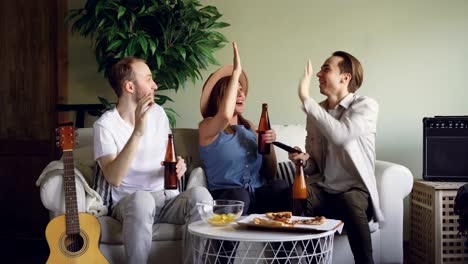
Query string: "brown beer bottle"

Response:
xmin=258 ymin=103 xmax=271 ymax=154
xmin=164 ymin=134 xmax=177 ymax=190
xmin=292 ymin=159 xmax=307 ymax=216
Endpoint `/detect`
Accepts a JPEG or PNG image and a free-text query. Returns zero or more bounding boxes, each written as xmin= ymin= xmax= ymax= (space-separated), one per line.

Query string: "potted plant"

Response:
xmin=67 ymin=0 xmax=230 ymax=127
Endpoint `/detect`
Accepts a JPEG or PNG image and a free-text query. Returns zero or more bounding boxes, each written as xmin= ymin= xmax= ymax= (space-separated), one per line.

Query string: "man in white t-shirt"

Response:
xmin=289 ymin=51 xmax=381 ymax=264
xmin=93 ymin=57 xmax=212 ymax=264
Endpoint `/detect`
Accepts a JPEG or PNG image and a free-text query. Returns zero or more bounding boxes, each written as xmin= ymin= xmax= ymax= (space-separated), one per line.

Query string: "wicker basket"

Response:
xmin=411 ymin=181 xmax=468 ymax=264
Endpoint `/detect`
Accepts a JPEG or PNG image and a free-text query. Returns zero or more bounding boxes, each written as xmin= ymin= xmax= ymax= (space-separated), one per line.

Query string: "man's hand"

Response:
xmin=134 ymin=93 xmax=154 ymax=137
xmin=288 ymin=146 xmax=310 ymax=165
xmin=299 ymin=60 xmax=313 ymax=103
xmin=175 ymin=156 xmax=187 ymax=179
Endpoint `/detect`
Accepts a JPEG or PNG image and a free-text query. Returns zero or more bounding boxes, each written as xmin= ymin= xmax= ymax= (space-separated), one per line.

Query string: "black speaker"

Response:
xmin=423 ymin=116 xmax=468 ymax=181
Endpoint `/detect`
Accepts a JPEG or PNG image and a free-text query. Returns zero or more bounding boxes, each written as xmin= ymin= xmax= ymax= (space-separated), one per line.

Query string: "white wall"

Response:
xmin=68 ymin=0 xmax=468 ymax=240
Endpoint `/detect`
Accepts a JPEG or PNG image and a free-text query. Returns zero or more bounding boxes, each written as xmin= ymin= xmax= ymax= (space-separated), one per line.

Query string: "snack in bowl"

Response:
xmin=197 ymin=200 xmax=244 ymax=226
xmin=208 ymin=213 xmax=239 ymax=225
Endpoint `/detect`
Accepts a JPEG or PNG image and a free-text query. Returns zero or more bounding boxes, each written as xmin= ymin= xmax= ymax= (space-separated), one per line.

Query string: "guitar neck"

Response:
xmin=63 ymin=150 xmax=80 ymax=235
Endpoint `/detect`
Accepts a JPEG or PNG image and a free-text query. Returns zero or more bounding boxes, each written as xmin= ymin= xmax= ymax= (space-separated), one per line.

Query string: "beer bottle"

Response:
xmin=257 ymin=103 xmax=271 ymax=154
xmin=292 ymin=159 xmax=307 ymax=216
xmin=164 ymin=134 xmax=177 ymax=190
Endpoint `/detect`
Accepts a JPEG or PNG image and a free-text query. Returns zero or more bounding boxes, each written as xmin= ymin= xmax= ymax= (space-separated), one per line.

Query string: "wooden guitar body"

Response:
xmin=45 ymin=123 xmax=108 ymax=263
xmin=46 ymin=213 xmax=107 ymax=264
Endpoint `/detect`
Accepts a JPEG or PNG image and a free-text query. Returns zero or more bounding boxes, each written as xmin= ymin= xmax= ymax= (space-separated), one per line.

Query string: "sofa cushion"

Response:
xmin=276 ymin=161 xmax=295 ymax=186
xmin=75 ymin=127 xmax=94 ymax=149
xmin=98 ymin=216 xmax=183 ymax=244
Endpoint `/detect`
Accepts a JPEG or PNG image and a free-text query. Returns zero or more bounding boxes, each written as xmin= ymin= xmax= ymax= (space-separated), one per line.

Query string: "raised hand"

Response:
xmin=134 ymin=93 xmax=154 ymax=137
xmin=299 ymin=60 xmax=313 ymax=103
xmin=232 ymin=42 xmax=242 ymax=76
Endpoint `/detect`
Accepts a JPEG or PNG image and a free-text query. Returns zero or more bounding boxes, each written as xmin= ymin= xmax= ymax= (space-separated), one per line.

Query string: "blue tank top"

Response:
xmin=199 ymin=125 xmax=264 ymax=192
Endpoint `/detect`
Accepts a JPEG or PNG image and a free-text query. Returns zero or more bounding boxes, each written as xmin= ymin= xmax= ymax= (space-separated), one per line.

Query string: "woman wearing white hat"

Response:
xmin=198 ymin=42 xmax=290 ymax=214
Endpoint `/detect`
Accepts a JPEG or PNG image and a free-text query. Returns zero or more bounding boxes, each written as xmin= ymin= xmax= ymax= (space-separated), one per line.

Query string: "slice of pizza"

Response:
xmin=293 ymin=216 xmax=326 ymax=225
xmin=265 ymin=212 xmax=292 ymax=223
xmin=253 ymin=217 xmax=285 ymax=226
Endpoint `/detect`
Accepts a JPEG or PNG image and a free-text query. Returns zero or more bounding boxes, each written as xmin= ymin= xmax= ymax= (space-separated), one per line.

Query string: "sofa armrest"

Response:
xmin=40 ymin=169 xmax=87 ymax=218
xmin=375 ymin=160 xmax=413 ymax=263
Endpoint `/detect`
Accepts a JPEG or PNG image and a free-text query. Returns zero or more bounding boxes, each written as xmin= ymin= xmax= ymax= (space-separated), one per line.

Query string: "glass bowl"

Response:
xmin=197 ymin=200 xmax=244 ymax=226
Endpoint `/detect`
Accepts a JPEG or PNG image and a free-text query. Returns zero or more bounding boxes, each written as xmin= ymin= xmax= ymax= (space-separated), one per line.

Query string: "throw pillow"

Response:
xmin=92 ymin=164 xmax=113 ymax=215
xmin=276 ymin=161 xmax=296 ymax=186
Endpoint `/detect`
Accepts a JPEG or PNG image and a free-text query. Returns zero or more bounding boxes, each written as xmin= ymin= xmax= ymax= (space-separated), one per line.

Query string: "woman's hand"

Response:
xmin=232 ymin=42 xmax=242 ymax=77
xmin=288 ymin=146 xmax=310 ymax=165
xmin=298 ymin=60 xmax=313 ymax=103
xmin=262 ymin=129 xmax=277 ymax=144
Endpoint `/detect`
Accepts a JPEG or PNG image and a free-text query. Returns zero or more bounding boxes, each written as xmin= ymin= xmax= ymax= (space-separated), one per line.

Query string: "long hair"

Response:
xmin=204 ymin=76 xmax=251 ymax=133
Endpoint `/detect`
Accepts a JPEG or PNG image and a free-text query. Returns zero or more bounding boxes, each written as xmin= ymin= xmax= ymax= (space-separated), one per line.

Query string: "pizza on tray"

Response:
xmin=265 ymin=212 xmax=292 ymax=223
xmin=252 ymin=212 xmax=326 ymax=227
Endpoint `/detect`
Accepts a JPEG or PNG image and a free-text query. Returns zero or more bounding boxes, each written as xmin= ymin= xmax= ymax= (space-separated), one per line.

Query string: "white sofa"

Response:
xmin=38 ymin=125 xmax=413 ymax=264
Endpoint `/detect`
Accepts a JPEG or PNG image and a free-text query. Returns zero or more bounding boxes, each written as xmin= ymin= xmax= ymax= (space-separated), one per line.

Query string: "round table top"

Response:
xmin=188 ymin=220 xmax=336 ymax=242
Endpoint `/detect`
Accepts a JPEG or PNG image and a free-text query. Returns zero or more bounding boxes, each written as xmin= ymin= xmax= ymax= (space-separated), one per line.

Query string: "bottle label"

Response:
xmin=164 ymin=162 xmax=177 ymax=189
xmin=258 ymin=132 xmax=271 ymax=154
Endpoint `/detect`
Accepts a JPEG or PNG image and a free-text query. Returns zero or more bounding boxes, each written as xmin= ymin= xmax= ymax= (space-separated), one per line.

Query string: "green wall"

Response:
xmin=68 ymin=0 xmax=468 ymax=240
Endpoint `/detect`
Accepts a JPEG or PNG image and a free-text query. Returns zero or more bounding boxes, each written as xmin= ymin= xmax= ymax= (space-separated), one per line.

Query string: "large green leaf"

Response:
xmin=138 ymin=35 xmax=149 ymax=56
xmin=164 ymin=107 xmax=180 ymax=128
xmin=117 ymin=6 xmax=126 ymax=19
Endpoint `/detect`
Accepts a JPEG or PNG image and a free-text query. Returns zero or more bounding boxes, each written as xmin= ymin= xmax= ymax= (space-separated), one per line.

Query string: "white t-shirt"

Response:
xmin=93 ymin=105 xmax=171 ymax=206
xmin=318 ymin=107 xmax=364 ymax=194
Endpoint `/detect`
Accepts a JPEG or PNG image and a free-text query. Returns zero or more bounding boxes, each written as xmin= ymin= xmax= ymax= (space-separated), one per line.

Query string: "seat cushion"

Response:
xmin=98 ymin=216 xmax=184 ymax=244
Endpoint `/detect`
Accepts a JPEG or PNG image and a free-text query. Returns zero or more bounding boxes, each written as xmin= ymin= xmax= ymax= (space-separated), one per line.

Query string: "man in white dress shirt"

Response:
xmin=290 ymin=51 xmax=381 ymax=264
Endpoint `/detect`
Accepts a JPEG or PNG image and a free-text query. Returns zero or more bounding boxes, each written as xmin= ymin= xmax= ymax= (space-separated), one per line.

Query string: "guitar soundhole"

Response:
xmin=59 ymin=231 xmax=89 ymax=257
xmin=65 ymin=233 xmax=84 ymax=252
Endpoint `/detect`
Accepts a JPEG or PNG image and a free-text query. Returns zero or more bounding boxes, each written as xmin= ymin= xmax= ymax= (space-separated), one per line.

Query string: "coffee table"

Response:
xmin=188 ymin=220 xmax=340 ymax=263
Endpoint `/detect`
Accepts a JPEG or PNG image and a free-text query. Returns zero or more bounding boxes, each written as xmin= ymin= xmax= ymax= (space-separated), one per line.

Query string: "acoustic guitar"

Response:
xmin=45 ymin=122 xmax=108 ymax=263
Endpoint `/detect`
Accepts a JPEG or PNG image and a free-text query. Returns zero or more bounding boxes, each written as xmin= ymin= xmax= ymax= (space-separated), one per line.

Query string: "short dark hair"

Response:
xmin=105 ymin=57 xmax=145 ymax=97
xmin=332 ymin=51 xmax=363 ymax=92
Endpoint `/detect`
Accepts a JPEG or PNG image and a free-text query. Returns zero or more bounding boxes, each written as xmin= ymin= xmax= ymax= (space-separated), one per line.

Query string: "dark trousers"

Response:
xmin=306 ymin=184 xmax=374 ymax=264
xmin=209 ymin=180 xmax=291 ymax=263
xmin=210 ymin=179 xmax=291 ymax=215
